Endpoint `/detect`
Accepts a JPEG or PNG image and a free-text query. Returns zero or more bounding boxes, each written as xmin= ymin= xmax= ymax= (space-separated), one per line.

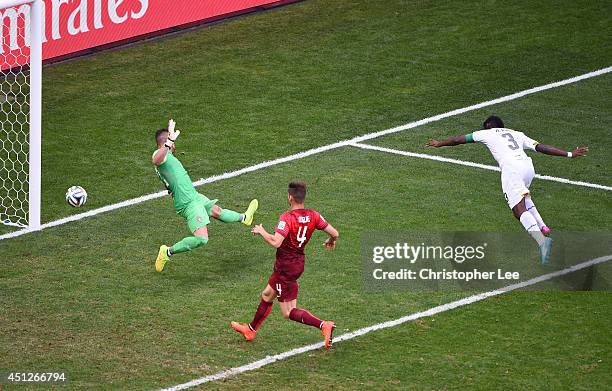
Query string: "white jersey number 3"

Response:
xmin=297 ymin=226 xmax=308 ymax=247
xmin=501 ymin=132 xmax=520 ymax=150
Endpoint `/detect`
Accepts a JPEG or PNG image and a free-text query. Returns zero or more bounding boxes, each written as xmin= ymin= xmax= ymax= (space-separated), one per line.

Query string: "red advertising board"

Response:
xmin=1 ymin=0 xmax=292 ymax=67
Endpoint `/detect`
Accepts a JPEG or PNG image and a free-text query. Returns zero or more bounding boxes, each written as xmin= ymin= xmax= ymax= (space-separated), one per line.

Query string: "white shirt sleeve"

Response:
xmin=521 ymin=133 xmax=539 ymax=151
xmin=471 ymin=130 xmax=488 ymax=143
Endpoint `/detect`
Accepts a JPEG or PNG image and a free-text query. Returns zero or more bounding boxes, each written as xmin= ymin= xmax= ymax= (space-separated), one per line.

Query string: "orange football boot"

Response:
xmin=321 ymin=321 xmax=336 ymax=349
xmin=231 ymin=321 xmax=256 ymax=341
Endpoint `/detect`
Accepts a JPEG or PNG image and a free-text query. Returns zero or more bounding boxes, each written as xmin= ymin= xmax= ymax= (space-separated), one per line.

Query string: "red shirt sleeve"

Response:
xmin=275 ymin=212 xmax=290 ymax=237
xmin=316 ymin=212 xmax=329 ymax=230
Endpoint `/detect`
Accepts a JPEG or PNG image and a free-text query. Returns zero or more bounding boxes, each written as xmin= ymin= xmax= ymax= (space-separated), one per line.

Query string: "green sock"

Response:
xmin=218 ymin=208 xmax=243 ymax=223
xmin=170 ymin=236 xmax=208 ymax=255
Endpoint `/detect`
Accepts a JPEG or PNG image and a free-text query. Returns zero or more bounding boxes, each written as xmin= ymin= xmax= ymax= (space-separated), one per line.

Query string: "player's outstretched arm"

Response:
xmin=323 ymin=224 xmax=339 ymax=250
xmin=426 ymin=135 xmax=468 ymax=148
xmin=252 ymin=224 xmax=284 ymax=248
xmin=535 ymin=144 xmax=588 ymax=158
xmin=152 ymin=146 xmax=170 ymax=166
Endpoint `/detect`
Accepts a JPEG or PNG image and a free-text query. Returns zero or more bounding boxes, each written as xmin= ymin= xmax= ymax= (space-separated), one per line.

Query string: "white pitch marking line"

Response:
xmin=160 ymin=254 xmax=612 ymax=390
xmin=1 ymin=66 xmax=610 ymax=241
xmin=351 ymin=142 xmax=612 ymax=191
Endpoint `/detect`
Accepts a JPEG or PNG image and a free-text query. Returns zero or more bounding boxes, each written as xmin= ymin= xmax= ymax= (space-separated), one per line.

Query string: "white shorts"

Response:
xmin=501 ymin=160 xmax=535 ymax=209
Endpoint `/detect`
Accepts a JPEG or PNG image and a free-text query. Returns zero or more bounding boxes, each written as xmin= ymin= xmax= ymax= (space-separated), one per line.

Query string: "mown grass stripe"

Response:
xmin=2 ymin=66 xmax=610 ymax=241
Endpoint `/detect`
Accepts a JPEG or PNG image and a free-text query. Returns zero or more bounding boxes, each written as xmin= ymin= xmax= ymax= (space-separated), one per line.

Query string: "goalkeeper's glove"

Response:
xmin=164 ymin=119 xmax=181 ymax=148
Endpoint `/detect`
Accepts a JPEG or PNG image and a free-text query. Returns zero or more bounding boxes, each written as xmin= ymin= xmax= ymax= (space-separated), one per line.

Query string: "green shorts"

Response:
xmin=179 ymin=193 xmax=218 ymax=233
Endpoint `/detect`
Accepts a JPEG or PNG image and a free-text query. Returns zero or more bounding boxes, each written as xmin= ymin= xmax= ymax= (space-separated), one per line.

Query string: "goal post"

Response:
xmin=0 ymin=0 xmax=42 ymax=230
xmin=29 ymin=0 xmax=42 ymax=230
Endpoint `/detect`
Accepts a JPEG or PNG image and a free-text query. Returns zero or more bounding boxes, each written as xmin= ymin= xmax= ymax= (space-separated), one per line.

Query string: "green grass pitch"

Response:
xmin=1 ymin=0 xmax=611 ymax=389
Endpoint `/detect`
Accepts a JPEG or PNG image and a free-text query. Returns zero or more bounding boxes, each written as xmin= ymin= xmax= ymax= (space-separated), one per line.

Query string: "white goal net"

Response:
xmin=0 ymin=0 xmax=42 ymax=229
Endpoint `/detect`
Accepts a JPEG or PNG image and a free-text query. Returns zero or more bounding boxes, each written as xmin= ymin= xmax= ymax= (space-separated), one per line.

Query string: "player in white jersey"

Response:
xmin=426 ymin=116 xmax=588 ymax=264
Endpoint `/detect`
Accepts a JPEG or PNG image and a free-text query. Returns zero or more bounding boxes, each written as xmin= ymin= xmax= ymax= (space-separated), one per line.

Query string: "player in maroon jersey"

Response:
xmin=231 ymin=181 xmax=340 ymax=349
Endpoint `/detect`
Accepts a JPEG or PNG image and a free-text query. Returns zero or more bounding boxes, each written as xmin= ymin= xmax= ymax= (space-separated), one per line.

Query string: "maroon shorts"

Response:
xmin=268 ymin=271 xmax=299 ymax=302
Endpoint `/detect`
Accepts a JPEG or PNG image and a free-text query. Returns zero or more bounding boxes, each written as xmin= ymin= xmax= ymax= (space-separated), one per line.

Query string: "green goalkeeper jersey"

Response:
xmin=154 ymin=149 xmax=197 ymax=212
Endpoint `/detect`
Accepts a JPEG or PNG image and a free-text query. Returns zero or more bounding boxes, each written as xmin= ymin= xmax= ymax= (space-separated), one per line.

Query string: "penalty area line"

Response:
xmin=350 ymin=142 xmax=612 ymax=192
xmin=160 ymin=255 xmax=612 ymax=390
xmin=1 ymin=65 xmax=610 ymax=241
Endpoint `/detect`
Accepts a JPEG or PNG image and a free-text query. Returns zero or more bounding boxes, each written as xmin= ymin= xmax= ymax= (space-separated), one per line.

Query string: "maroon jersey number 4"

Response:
xmin=273 ymin=209 xmax=328 ymax=279
xmin=275 ymin=209 xmax=328 ymax=254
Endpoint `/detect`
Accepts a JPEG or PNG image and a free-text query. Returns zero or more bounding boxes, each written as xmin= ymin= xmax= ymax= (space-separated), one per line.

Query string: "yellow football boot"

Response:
xmin=242 ymin=199 xmax=259 ymax=226
xmin=155 ymin=245 xmax=170 ymax=272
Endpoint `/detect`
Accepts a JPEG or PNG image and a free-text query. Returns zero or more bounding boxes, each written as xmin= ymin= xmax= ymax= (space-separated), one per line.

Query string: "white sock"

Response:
xmin=520 ymin=211 xmax=545 ymax=246
xmin=525 ymin=197 xmax=546 ymax=229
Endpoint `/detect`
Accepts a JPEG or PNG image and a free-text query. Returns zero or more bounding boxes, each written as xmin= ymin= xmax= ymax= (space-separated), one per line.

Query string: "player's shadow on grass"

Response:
xmin=163 ymin=239 xmax=269 ymax=285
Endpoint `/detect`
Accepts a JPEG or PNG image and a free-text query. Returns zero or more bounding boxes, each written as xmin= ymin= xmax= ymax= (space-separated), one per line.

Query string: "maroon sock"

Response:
xmin=289 ymin=308 xmax=324 ymax=329
xmin=249 ymin=299 xmax=273 ymax=331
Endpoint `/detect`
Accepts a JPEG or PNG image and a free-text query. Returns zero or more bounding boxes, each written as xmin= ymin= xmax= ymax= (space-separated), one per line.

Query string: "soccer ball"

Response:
xmin=66 ymin=186 xmax=87 ymax=207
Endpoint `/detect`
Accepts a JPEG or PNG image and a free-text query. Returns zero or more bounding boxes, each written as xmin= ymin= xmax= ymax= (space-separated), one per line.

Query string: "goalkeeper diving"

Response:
xmin=152 ymin=119 xmax=258 ymax=272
